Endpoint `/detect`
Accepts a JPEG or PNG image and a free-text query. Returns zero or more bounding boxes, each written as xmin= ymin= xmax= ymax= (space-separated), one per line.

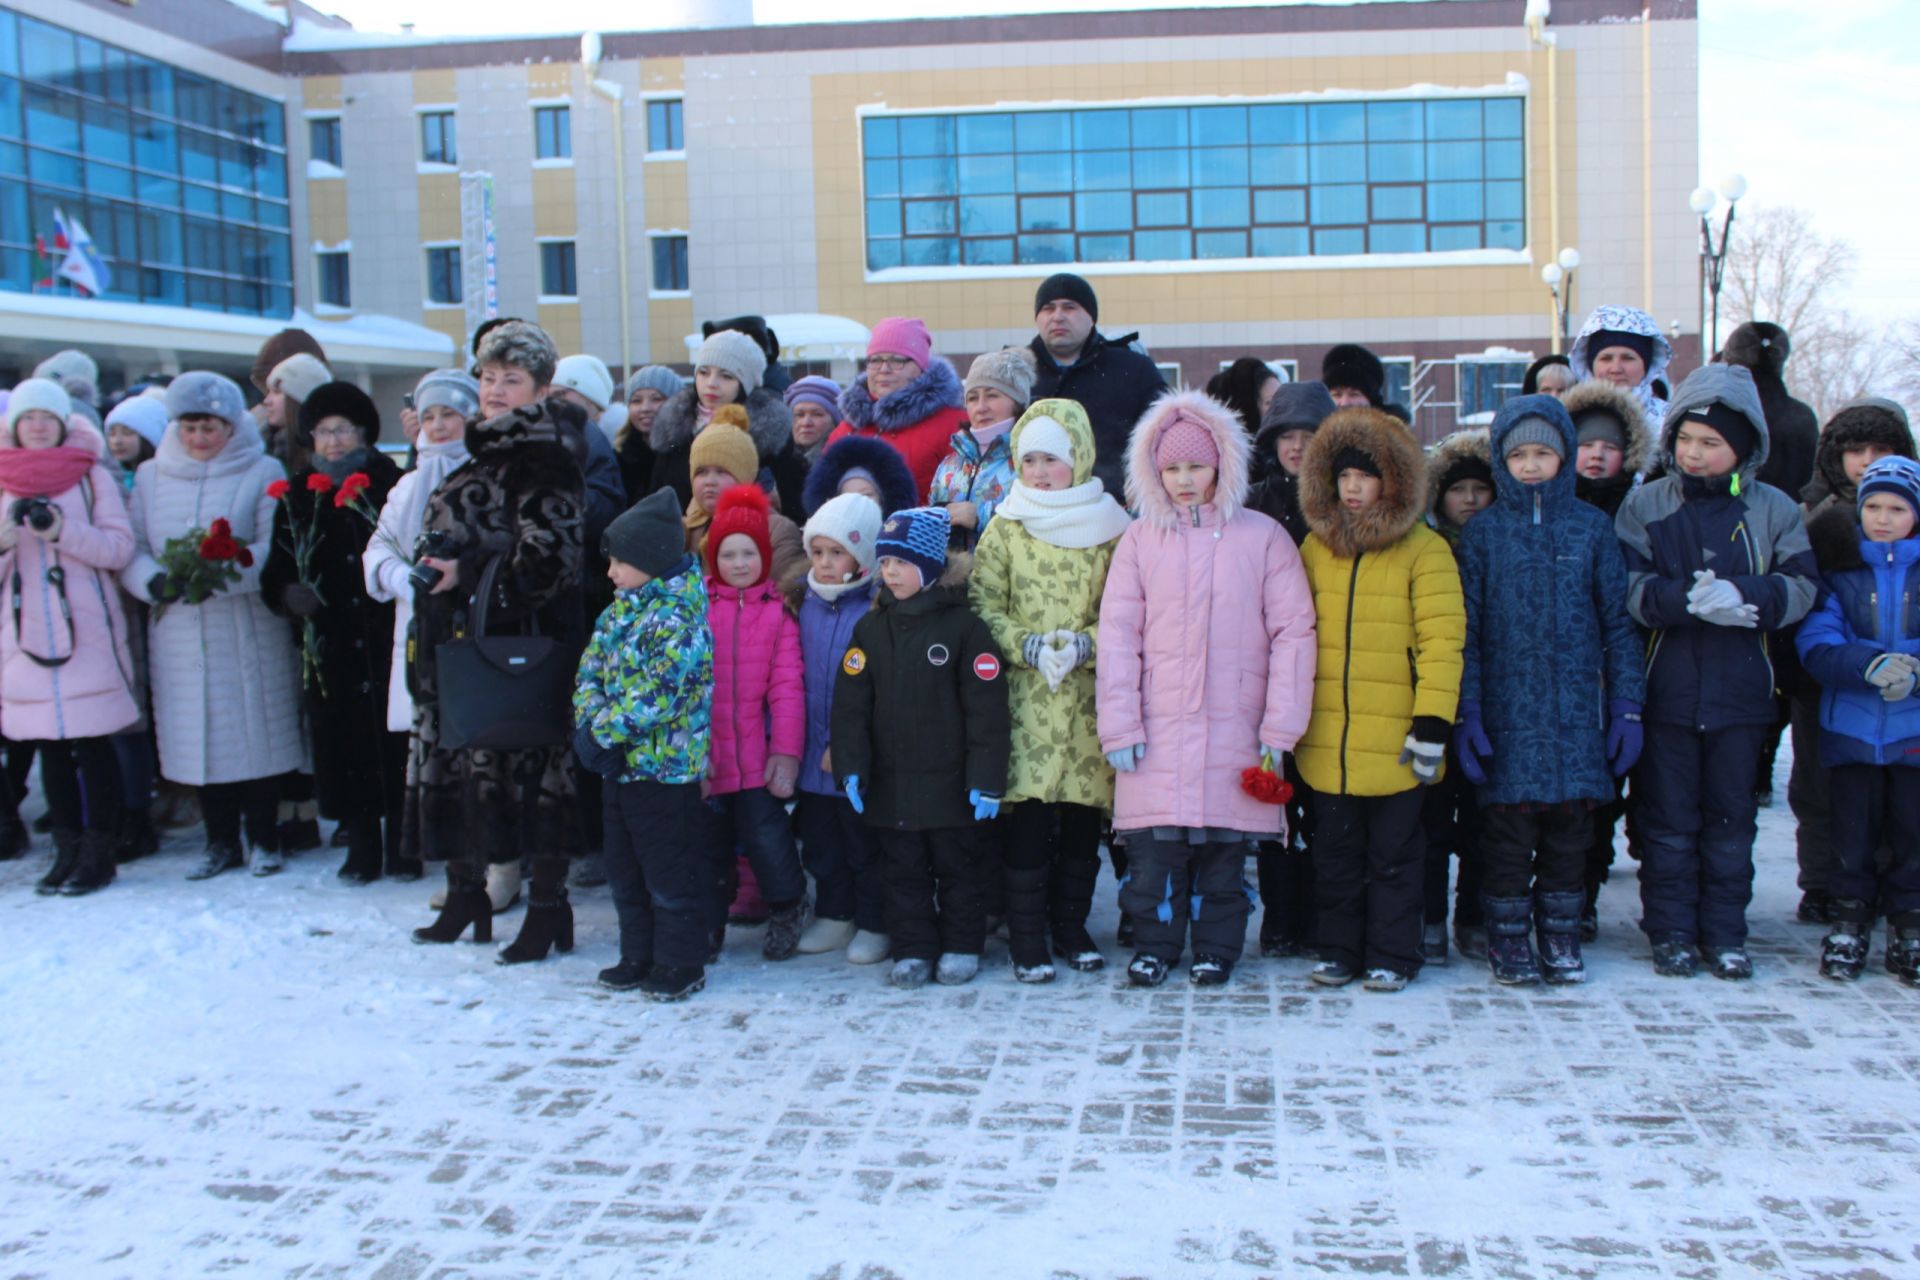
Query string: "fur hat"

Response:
xmin=1858 ymin=456 xmax=1920 ymax=521
xmin=298 ymin=381 xmax=380 ymax=445
xmin=1321 ymin=343 xmax=1386 ymax=406
xmin=3 ymin=378 xmax=73 ymax=442
xmin=964 ymin=347 xmax=1037 ymax=408
xmin=553 ymin=355 xmax=614 ymax=411
xmin=31 ymin=349 xmax=98 ymax=397
xmin=269 ymin=352 xmax=331 ymax=405
xmin=868 ymin=317 xmax=933 ymax=370
xmin=106 ymin=393 xmax=169 ymax=448
xmin=627 ymin=365 xmax=685 ymax=401
xmin=250 ymin=329 xmax=326 ymax=393
xmin=1719 ymin=321 xmax=1791 ymax=378
xmin=475 ymin=320 xmax=558 ymax=387
xmin=414 ymin=368 xmax=480 ymax=421
xmin=1300 ymin=408 xmax=1429 ymax=559
xmin=693 ymin=329 xmax=767 ymax=395
xmin=803 ymin=491 xmax=883 ymax=579
xmin=1034 ymin=272 xmax=1098 ymax=323
xmin=1426 ymin=429 xmax=1493 ymax=516
xmin=166 ymin=371 xmax=249 ymax=431
xmin=689 ymin=406 xmax=760 ymax=485
xmin=804 ymin=434 xmax=917 ymax=518
xmin=784 ymin=375 xmax=842 ymax=419
xmin=705 ymin=484 xmax=774 ymax=584
xmin=1814 ymin=396 xmax=1917 ymax=500
xmin=876 ymin=505 xmax=950 ymax=590
xmin=604 ymin=487 xmax=686 ymax=578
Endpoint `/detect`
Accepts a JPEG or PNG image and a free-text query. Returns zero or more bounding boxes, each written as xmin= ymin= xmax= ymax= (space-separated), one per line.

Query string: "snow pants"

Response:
xmin=1120 ymin=832 xmax=1253 ymax=965
xmin=1828 ymin=764 xmax=1920 ymax=923
xmin=1002 ymin=800 xmax=1103 ymax=967
xmin=1635 ymin=722 xmax=1765 ymax=948
xmin=879 ymin=825 xmax=991 ymax=962
xmin=603 ymin=778 xmax=717 ymax=970
xmin=1312 ymin=788 xmax=1425 ymax=976
xmin=1421 ymin=768 xmax=1483 ymax=927
xmin=1478 ymin=805 xmax=1590 ymax=899
xmin=712 ymin=786 xmax=806 ymax=909
xmin=794 ymin=791 xmax=885 ymax=933
xmin=1256 ymin=755 xmax=1316 ymax=945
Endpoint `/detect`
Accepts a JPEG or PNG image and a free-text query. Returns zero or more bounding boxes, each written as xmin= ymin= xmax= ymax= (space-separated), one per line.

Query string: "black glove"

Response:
xmin=147 ymin=573 xmax=178 ymax=603
xmin=281 ymin=582 xmax=322 ymax=617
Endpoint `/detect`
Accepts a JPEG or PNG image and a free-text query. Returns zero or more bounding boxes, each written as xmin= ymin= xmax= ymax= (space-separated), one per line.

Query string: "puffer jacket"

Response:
xmin=928 ymin=426 xmax=1015 ymax=549
xmin=121 ymin=417 xmax=306 ymax=786
xmin=971 ymin=401 xmax=1125 ymax=811
xmin=1615 ymin=364 xmax=1820 ymax=731
xmin=1797 ymin=531 xmax=1920 ymax=768
xmin=1570 ymin=303 xmax=1672 ymax=424
xmin=829 ymin=359 xmax=970 ymax=502
xmin=574 ymin=561 xmax=712 ymax=785
xmin=1456 ymin=396 xmax=1645 ymax=806
xmin=1097 ymin=391 xmax=1318 ymax=834
xmin=1295 ymin=409 xmax=1465 ymax=797
xmin=706 ymin=575 xmax=803 ymax=796
xmin=0 ymin=419 xmax=140 ymax=742
xmin=797 ymin=575 xmax=876 ymax=796
xmin=1563 ymin=379 xmax=1652 ymax=518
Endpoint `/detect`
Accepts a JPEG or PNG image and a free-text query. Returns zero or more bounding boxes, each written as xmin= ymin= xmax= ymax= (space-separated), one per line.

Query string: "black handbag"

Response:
xmin=435 ymin=556 xmax=584 ymax=751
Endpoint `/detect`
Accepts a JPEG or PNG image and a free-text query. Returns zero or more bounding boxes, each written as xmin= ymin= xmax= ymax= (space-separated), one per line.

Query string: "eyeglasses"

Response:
xmin=865 ymin=355 xmax=916 ymax=370
xmin=313 ymin=425 xmax=362 ymax=441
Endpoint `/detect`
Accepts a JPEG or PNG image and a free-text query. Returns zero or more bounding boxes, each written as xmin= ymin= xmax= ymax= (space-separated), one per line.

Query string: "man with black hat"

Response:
xmin=1025 ymin=273 xmax=1166 ymax=500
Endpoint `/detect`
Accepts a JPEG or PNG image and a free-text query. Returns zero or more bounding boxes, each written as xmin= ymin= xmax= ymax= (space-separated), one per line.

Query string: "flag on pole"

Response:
xmin=52 ymin=209 xmax=111 ymax=297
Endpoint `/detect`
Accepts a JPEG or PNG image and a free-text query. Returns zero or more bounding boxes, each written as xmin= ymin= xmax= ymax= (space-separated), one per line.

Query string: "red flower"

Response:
xmin=208 ymin=518 xmax=233 ymax=539
xmin=199 ymin=533 xmax=239 ymax=561
xmin=1239 ymin=762 xmax=1293 ymax=805
xmin=306 ymin=472 xmax=335 ymax=494
xmin=333 ymin=471 xmax=372 ymax=508
xmin=236 ymin=547 xmax=254 ymax=569
xmin=265 ymin=479 xmax=290 ymax=500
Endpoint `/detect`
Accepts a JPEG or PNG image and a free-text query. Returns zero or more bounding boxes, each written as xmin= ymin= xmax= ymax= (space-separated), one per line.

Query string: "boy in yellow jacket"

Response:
xmin=1296 ymin=409 xmax=1465 ymax=991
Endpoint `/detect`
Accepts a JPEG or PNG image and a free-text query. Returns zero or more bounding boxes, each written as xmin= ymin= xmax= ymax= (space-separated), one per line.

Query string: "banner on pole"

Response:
xmin=459 ymin=172 xmax=498 ymax=344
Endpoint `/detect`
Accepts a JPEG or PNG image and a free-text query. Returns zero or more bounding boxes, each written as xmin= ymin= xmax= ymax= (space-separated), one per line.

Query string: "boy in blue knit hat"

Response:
xmin=1796 ymin=455 xmax=1920 ymax=984
xmin=832 ymin=506 xmax=1011 ymax=988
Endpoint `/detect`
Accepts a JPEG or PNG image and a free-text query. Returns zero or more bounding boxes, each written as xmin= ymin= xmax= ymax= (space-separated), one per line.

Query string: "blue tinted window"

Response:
xmin=1428 ymin=182 xmax=1483 ymax=221
xmin=901 ymin=157 xmax=955 ymax=196
xmin=964 ymin=237 xmax=1013 ymax=265
xmin=1428 ymin=141 xmax=1482 ymax=180
xmin=1191 ymin=106 xmax=1247 ymax=146
xmin=959 ymin=196 xmax=1015 ymax=235
xmin=1192 ymin=147 xmax=1248 ymax=187
xmin=1016 ymin=152 xmax=1070 ymax=192
xmin=0 ymin=80 xmax=17 ymax=141
xmin=1313 ymin=228 xmax=1365 ymax=255
xmin=1076 ymin=191 xmax=1131 ymax=232
xmin=0 ymin=15 xmax=15 ymax=77
xmin=1018 ymin=232 xmax=1073 ymax=263
xmin=1196 ymin=230 xmax=1248 ymax=259
xmin=959 ymin=154 xmax=1014 ymax=194
xmin=1486 ymin=181 xmax=1523 ymax=220
xmin=1134 ymin=229 xmax=1190 ymax=260
xmin=1309 ymin=145 xmax=1364 ymax=183
xmin=1135 ymin=191 xmax=1187 ymax=227
xmin=1252 ymin=226 xmax=1308 ymax=257
xmin=1308 ymin=103 xmax=1364 ymax=143
xmin=1429 ymin=224 xmax=1481 ymax=252
xmin=1131 ymin=108 xmax=1186 ymax=148
xmin=1253 ymin=189 xmax=1305 ymax=224
xmin=1310 ymin=184 xmax=1366 ymax=225
xmin=863 ymin=117 xmax=898 ymax=157
xmin=1193 ymin=187 xmax=1249 ymax=228
xmin=19 ymin=18 xmax=74 ymax=89
xmin=903 ymin=236 xmax=956 ymax=266
xmin=865 ymin=158 xmax=899 ymax=197
xmin=1368 ymin=143 xmax=1423 ymax=182
xmin=958 ymin=114 xmax=1011 ymax=154
xmin=899 ymin=116 xmax=953 ymax=157
xmin=1015 ymin=113 xmax=1071 ymax=151
xmin=1485 ymin=98 xmax=1523 ymax=139
xmin=867 ymin=239 xmax=902 ymax=270
xmin=1251 ymin=146 xmax=1307 ymax=186
xmin=1079 ymin=233 xmax=1130 ymax=262
xmin=1020 ymin=196 xmax=1071 ymax=231
xmin=1248 ymin=105 xmax=1305 ymax=145
xmin=1372 ymin=186 xmax=1423 ymax=221
xmin=1367 ymin=101 xmax=1422 ymax=141
xmin=904 ymin=199 xmax=955 ymax=234
xmin=1370 ymin=223 xmax=1425 ymax=253
xmin=866 ymin=199 xmax=901 ymax=237
xmin=1486 ymin=220 xmax=1524 ymax=249
xmin=1485 ymin=140 xmax=1523 ymax=180
xmin=1427 ymin=100 xmax=1481 ymax=140
xmin=1074 ymin=111 xmax=1128 ymax=150
xmin=1074 ymin=150 xmax=1129 ymax=191
xmin=1133 ymin=149 xmax=1188 ymax=189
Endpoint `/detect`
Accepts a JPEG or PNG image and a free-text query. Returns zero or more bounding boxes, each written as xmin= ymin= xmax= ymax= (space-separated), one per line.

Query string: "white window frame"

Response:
xmin=422 ymin=240 xmax=463 ymax=309
xmin=642 ymin=93 xmax=685 ymax=160
xmin=647 ymin=229 xmax=690 ymax=297
xmin=537 ymin=235 xmax=578 ymax=302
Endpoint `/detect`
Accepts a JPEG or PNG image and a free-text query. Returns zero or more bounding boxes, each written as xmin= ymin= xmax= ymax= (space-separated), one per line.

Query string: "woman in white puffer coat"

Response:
xmin=121 ymin=372 xmax=306 ymax=880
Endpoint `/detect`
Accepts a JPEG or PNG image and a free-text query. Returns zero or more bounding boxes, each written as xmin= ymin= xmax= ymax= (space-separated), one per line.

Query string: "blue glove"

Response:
xmin=1105 ymin=743 xmax=1146 ymax=773
xmin=1606 ymin=698 xmax=1644 ymax=777
xmin=969 ymin=789 xmax=1001 ymax=821
xmin=1452 ymin=700 xmax=1493 ymax=786
xmin=844 ymin=775 xmax=864 ymax=814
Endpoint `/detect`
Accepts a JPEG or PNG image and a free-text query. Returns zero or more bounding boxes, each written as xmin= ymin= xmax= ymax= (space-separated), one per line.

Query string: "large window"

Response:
xmin=425 ymin=244 xmax=461 ymax=305
xmin=646 ymin=99 xmax=683 ymax=154
xmin=308 ymin=116 xmax=341 ymax=168
xmin=650 ymin=234 xmax=688 ymax=292
xmin=420 ymin=110 xmax=456 ymax=165
xmin=0 ymin=8 xmax=293 ymax=315
xmin=534 ymin=106 xmax=569 ymax=161
xmin=539 ymin=239 xmax=575 ymax=297
xmin=860 ymin=96 xmax=1525 ymax=272
xmin=315 ymin=249 xmax=349 ymax=308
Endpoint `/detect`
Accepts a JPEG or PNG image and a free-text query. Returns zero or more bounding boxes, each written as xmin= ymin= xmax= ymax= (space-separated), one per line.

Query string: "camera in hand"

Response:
xmin=10 ymin=497 xmax=56 ymax=532
xmin=409 ymin=530 xmax=458 ymax=591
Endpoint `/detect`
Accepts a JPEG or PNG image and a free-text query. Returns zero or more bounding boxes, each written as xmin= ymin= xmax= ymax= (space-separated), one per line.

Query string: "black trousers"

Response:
xmin=1256 ymin=755 xmax=1316 ymax=941
xmin=1312 ymin=788 xmax=1426 ymax=975
xmin=1002 ymin=800 xmax=1104 ymax=965
xmin=878 ymin=825 xmax=992 ymax=962
xmin=1828 ymin=764 xmax=1920 ymax=923
xmin=602 ymin=778 xmax=718 ymax=970
xmin=1478 ymin=805 xmax=1591 ymax=899
xmin=794 ymin=791 xmax=885 ymax=933
xmin=202 ymin=777 xmax=280 ymax=851
xmin=1420 ymin=769 xmax=1483 ymax=926
xmin=1118 ymin=832 xmax=1253 ymax=965
xmin=1635 ymin=722 xmax=1766 ymax=947
xmin=34 ymin=737 xmax=122 ymax=834
xmin=1785 ymin=694 xmax=1834 ymax=893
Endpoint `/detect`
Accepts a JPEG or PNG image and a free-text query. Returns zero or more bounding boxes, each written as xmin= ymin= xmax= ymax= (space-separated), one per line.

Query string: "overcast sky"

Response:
xmin=304 ymin=0 xmax=1920 ymax=328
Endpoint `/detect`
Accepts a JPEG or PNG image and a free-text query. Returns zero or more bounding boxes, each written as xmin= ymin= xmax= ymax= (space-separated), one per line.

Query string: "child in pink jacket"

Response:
xmin=705 ymin=485 xmax=808 ymax=960
xmin=1097 ymin=391 xmax=1318 ymax=988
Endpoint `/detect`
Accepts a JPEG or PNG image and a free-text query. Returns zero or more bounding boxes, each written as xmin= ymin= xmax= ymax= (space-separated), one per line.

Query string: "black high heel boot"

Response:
xmin=60 ymin=830 xmax=118 ymax=896
xmin=336 ymin=817 xmax=383 ymax=885
xmin=497 ymin=883 xmax=574 ymax=965
xmin=36 ymin=829 xmax=81 ymax=894
xmin=413 ymin=872 xmax=492 ymax=944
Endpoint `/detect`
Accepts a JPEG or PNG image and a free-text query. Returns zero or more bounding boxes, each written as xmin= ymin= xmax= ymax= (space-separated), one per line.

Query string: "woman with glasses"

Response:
xmin=261 ymin=383 xmax=408 ymax=885
xmin=826 ymin=318 xmax=969 ymax=502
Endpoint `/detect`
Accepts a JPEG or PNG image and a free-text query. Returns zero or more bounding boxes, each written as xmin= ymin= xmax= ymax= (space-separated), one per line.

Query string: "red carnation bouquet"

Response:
xmin=151 ymin=518 xmax=252 ymax=622
xmin=1239 ymin=749 xmax=1293 ymax=805
xmin=329 ymin=470 xmax=404 ymax=559
xmin=268 ymin=472 xmax=341 ymax=694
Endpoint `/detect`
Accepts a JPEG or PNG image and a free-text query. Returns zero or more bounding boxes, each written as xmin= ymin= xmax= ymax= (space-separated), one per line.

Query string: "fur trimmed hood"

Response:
xmin=803 ymin=433 xmax=918 ymax=518
xmin=838 ymin=357 xmax=965 ymax=434
xmin=1300 ymin=408 xmax=1428 ymax=559
xmin=1561 ymin=378 xmax=1653 ymax=477
xmin=648 ymin=384 xmax=794 ymax=461
xmin=1424 ymin=427 xmax=1492 ymax=521
xmin=1123 ymin=389 xmax=1252 ymax=531
xmin=1809 ymin=396 xmax=1916 ymax=506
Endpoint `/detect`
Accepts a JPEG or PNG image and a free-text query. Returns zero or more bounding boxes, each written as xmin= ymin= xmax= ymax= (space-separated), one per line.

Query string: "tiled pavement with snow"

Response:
xmin=2 ymin=766 xmax=1917 ymax=1279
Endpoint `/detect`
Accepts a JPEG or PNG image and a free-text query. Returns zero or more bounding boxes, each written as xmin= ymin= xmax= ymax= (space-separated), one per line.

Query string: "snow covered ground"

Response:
xmin=3 ymin=752 xmax=1917 ymax=1279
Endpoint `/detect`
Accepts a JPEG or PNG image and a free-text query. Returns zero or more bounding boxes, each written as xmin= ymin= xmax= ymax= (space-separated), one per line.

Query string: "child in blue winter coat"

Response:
xmin=1454 ymin=395 xmax=1645 ymax=987
xmin=790 ymin=491 xmax=891 ymax=965
xmin=1795 ymin=455 xmax=1920 ymax=985
xmin=1614 ymin=364 xmax=1818 ymax=981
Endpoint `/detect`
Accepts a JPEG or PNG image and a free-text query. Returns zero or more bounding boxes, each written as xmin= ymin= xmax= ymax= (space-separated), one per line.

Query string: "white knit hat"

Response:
xmin=4 ymin=378 xmax=74 ymax=442
xmin=694 ymin=329 xmax=767 ymax=396
xmin=554 ymin=354 xmax=615 ymax=411
xmin=801 ymin=491 xmax=883 ymax=578
xmin=269 ymin=352 xmax=331 ymax=405
xmin=106 ymin=394 xmax=169 ymax=448
xmin=1015 ymin=413 xmax=1074 ymax=470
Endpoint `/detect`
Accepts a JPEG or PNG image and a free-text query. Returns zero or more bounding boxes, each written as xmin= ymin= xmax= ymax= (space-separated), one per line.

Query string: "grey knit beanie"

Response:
xmin=1502 ymin=415 xmax=1567 ymax=460
xmin=964 ymin=347 xmax=1037 ymax=408
xmin=165 ymin=371 xmax=249 ymax=431
xmin=626 ymin=365 xmax=685 ymax=401
xmin=693 ymin=329 xmax=766 ymax=395
xmin=603 ymin=488 xmax=688 ymax=579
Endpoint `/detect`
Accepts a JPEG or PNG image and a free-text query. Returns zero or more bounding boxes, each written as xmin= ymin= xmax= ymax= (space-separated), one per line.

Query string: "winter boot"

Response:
xmin=890 ymin=957 xmax=932 ymax=989
xmin=58 ymin=829 xmax=118 ymax=896
xmin=114 ymin=807 xmax=159 ymax=864
xmin=1362 ymin=967 xmax=1410 ymax=992
xmin=1004 ymin=864 xmax=1052 ymax=974
xmin=1260 ymin=924 xmax=1303 ymax=959
xmin=1704 ymin=946 xmax=1753 ymax=981
xmin=1482 ymin=895 xmax=1541 ymax=986
xmin=1887 ymin=921 xmax=1920 ymax=985
xmin=1310 ymin=959 xmax=1357 ymax=987
xmin=935 ymin=952 xmax=980 ymax=986
xmin=598 ymin=958 xmax=650 ymax=991
xmin=185 ymin=840 xmax=243 ymax=881
xmin=1534 ymin=890 xmax=1587 ymax=985
xmin=796 ymin=916 xmax=856 ymax=955
xmin=569 ymin=854 xmax=608 ymax=890
xmin=1421 ymin=921 xmax=1450 ymax=966
xmin=35 ymin=829 xmax=82 ymax=895
xmin=336 ymin=818 xmax=383 ymax=885
xmin=497 ymin=883 xmax=574 ymax=965
xmin=248 ymin=844 xmax=284 ymax=877
xmin=1116 ymin=914 xmax=1135 ymax=948
xmin=1796 ymin=889 xmax=1831 ymax=925
xmin=1188 ymin=954 xmax=1231 ymax=987
xmin=847 ymin=930 xmax=891 ymax=965
xmin=1051 ymin=922 xmax=1106 ymax=973
xmin=1452 ymin=922 xmax=1488 ymax=961
xmin=1126 ymin=953 xmax=1170 ymax=987
xmin=1580 ymin=881 xmax=1601 ymax=943
xmin=278 ymin=815 xmax=322 ymax=854
xmin=642 ymin=965 xmax=706 ymax=1002
xmin=412 ymin=874 xmax=493 ymax=945
xmin=1013 ymin=958 xmax=1056 ymax=984
xmin=1649 ymin=932 xmax=1699 ymax=978
xmin=763 ymin=898 xmax=810 ymax=962
xmin=1820 ymin=916 xmax=1869 ymax=982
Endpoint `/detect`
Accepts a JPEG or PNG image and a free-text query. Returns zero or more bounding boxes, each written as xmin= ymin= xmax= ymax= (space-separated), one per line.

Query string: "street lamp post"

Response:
xmin=1540 ymin=246 xmax=1581 ymax=354
xmin=1690 ymin=173 xmax=1746 ymax=358
xmin=580 ymin=34 xmax=633 ymax=384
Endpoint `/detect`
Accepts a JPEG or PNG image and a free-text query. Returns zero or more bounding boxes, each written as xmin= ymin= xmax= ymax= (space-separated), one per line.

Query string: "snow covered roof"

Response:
xmin=683 ymin=314 xmax=872 ymax=364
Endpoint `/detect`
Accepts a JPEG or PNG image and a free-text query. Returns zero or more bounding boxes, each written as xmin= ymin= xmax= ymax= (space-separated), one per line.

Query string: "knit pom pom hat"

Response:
xmin=876 ymin=505 xmax=950 ymax=590
xmin=1153 ymin=413 xmax=1221 ymax=470
xmin=690 ymin=405 xmax=761 ymax=484
xmin=705 ymin=483 xmax=774 ymax=584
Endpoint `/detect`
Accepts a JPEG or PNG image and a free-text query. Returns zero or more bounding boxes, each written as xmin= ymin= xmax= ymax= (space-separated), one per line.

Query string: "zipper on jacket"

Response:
xmin=732 ymin=590 xmax=745 ymax=779
xmin=1532 ymin=491 xmax=1542 ymax=526
xmin=1338 ymin=554 xmax=1362 ymax=793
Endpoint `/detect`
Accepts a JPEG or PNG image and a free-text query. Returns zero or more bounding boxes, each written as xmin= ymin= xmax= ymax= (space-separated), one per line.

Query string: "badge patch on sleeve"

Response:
xmin=842 ymin=648 xmax=867 ymax=676
xmin=973 ymin=653 xmax=1001 ymax=681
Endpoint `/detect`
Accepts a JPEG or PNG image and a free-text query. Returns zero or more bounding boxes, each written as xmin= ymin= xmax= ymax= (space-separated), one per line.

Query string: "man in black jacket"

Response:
xmin=1026 ymin=273 xmax=1166 ymax=500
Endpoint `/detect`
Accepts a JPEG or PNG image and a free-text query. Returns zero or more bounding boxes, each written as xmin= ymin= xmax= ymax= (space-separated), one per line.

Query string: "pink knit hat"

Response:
xmin=867 ymin=316 xmax=932 ymax=370
xmin=1154 ymin=411 xmax=1220 ymax=470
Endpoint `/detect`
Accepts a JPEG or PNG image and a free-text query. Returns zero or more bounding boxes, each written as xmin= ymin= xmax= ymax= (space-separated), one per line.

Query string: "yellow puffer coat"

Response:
xmin=1295 ymin=409 xmax=1465 ymax=796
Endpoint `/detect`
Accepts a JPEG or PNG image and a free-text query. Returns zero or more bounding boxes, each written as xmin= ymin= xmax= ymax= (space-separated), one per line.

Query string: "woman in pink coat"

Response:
xmin=704 ymin=485 xmax=808 ymax=960
xmin=0 ymin=379 xmax=140 ymax=896
xmin=1097 ymin=390 xmax=1317 ymax=988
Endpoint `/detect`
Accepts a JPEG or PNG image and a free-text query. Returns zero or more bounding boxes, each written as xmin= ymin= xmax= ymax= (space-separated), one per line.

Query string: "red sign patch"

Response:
xmin=973 ymin=653 xmax=1001 ymax=681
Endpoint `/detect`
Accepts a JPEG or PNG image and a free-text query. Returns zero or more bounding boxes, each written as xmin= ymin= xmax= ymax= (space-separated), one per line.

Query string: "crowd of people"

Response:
xmin=2 ymin=271 xmax=1915 ymax=1003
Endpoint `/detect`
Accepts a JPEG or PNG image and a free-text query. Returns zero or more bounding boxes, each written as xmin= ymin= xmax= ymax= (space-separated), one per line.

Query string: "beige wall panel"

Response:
xmin=417 ymin=174 xmax=461 ymax=243
xmin=642 ymin=58 xmax=685 ymax=92
xmin=644 ymin=164 xmax=689 ymax=230
xmin=532 ymin=168 xmax=578 ymax=238
xmin=306 ymin=180 xmax=348 ymax=244
xmin=304 ymin=76 xmax=343 ymax=112
xmin=648 ymin=298 xmax=694 ymax=364
xmin=413 ymin=69 xmax=457 ymax=102
xmin=538 ymin=303 xmax=584 ymax=355
xmin=528 ymin=63 xmax=574 ymax=97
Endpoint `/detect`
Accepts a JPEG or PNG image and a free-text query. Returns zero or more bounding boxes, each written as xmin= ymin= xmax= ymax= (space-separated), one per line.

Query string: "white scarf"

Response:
xmin=388 ymin=436 xmax=471 ymax=549
xmin=807 ymin=572 xmax=872 ymax=603
xmin=993 ymin=477 xmax=1132 ymax=549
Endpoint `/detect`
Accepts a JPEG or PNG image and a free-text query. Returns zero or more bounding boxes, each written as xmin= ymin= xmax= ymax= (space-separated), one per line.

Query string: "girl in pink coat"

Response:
xmin=1097 ymin=390 xmax=1318 ymax=988
xmin=0 ymin=379 xmax=140 ymax=896
xmin=705 ymin=484 xmax=809 ymax=961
